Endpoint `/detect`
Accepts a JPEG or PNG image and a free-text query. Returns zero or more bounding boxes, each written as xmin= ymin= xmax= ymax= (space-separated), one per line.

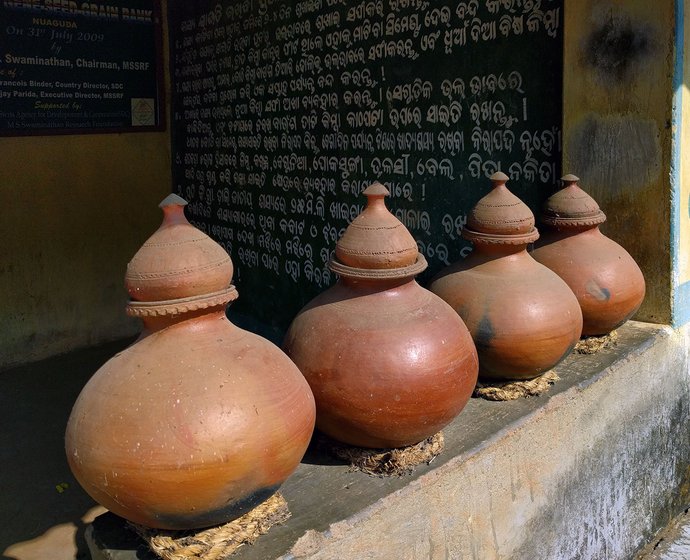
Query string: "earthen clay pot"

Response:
xmin=334 ymin=186 xmax=419 ymax=269
xmin=125 ymin=194 xmax=234 ymax=302
xmin=531 ymin=174 xmax=645 ymax=335
xmin=430 ymin=172 xmax=583 ymax=381
xmin=283 ymin=183 xmax=478 ymax=449
xmin=65 ymin=195 xmax=315 ymax=530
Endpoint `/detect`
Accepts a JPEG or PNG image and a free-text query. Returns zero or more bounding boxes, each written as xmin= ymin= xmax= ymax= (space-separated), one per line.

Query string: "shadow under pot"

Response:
xmin=531 ymin=175 xmax=645 ymax=336
xmin=430 ymin=172 xmax=583 ymax=381
xmin=284 ymin=183 xmax=479 ymax=449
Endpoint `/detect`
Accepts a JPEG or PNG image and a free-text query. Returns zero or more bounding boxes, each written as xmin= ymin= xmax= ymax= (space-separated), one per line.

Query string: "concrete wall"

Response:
xmin=563 ymin=0 xmax=675 ymax=325
xmin=0 ymin=6 xmax=172 ymax=369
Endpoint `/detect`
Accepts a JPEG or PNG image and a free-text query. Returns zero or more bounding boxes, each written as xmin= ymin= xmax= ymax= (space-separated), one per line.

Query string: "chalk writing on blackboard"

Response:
xmin=169 ymin=0 xmax=563 ymax=330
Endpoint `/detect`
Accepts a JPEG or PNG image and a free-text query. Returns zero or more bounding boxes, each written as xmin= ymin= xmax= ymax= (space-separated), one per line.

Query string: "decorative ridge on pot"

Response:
xmin=330 ymin=182 xmax=427 ymax=280
xmin=126 ymin=288 xmax=238 ymax=318
xmin=463 ymin=172 xmax=539 ymax=245
xmin=541 ymin=174 xmax=606 ymax=229
xmin=125 ymin=194 xmax=235 ymax=312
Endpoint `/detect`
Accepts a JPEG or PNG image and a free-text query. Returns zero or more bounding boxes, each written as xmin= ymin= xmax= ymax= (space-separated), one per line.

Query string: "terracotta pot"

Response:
xmin=125 ymin=194 xmax=234 ymax=302
xmin=65 ymin=195 xmax=315 ymax=530
xmin=531 ymin=174 xmax=645 ymax=335
xmin=334 ymin=185 xmax=419 ymax=269
xmin=284 ymin=183 xmax=478 ymax=449
xmin=430 ymin=172 xmax=583 ymax=381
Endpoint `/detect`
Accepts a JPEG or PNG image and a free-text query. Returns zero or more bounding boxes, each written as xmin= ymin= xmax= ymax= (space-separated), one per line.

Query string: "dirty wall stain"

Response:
xmin=567 ymin=114 xmax=661 ymax=194
xmin=583 ymin=8 xmax=659 ymax=85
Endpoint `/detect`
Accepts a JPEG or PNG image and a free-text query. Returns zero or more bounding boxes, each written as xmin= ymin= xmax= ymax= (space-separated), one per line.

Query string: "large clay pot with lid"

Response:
xmin=65 ymin=194 xmax=315 ymax=529
xmin=531 ymin=174 xmax=645 ymax=335
xmin=430 ymin=172 xmax=583 ymax=381
xmin=283 ymin=183 xmax=478 ymax=449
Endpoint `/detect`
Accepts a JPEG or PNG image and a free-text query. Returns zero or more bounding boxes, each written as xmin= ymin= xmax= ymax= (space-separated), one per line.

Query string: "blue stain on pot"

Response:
xmin=586 ymin=279 xmax=611 ymax=301
xmin=152 ymin=484 xmax=281 ymax=530
xmin=475 ymin=313 xmax=495 ymax=347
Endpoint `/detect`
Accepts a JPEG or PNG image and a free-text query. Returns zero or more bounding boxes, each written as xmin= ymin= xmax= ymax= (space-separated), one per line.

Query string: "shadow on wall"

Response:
xmin=0 ymin=340 xmax=132 ymax=560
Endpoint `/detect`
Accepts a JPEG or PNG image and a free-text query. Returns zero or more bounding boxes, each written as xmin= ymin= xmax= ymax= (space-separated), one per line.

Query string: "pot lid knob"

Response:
xmin=541 ymin=174 xmax=606 ymax=229
xmin=125 ymin=194 xmax=234 ymax=302
xmin=463 ymin=172 xmax=539 ymax=245
xmin=334 ymin=182 xmax=420 ymax=270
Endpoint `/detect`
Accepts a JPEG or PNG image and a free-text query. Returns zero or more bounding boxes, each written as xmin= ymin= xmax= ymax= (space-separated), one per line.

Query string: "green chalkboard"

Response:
xmin=168 ymin=0 xmax=563 ymax=336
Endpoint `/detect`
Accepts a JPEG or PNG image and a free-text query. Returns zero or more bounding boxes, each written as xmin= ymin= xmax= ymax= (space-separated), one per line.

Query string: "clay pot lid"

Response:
xmin=330 ymin=182 xmax=427 ymax=279
xmin=541 ymin=174 xmax=606 ymax=228
xmin=125 ymin=194 xmax=235 ymax=308
xmin=463 ymin=172 xmax=539 ymax=245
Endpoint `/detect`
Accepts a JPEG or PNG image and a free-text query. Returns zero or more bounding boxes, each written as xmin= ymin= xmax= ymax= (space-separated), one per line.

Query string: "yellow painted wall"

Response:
xmin=0 ymin=5 xmax=171 ymax=369
xmin=563 ymin=0 xmax=675 ymax=324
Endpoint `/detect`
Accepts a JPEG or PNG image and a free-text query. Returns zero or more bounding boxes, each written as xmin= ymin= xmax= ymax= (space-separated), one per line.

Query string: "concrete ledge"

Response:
xmin=636 ymin=507 xmax=690 ymax=559
xmin=88 ymin=321 xmax=690 ymax=560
